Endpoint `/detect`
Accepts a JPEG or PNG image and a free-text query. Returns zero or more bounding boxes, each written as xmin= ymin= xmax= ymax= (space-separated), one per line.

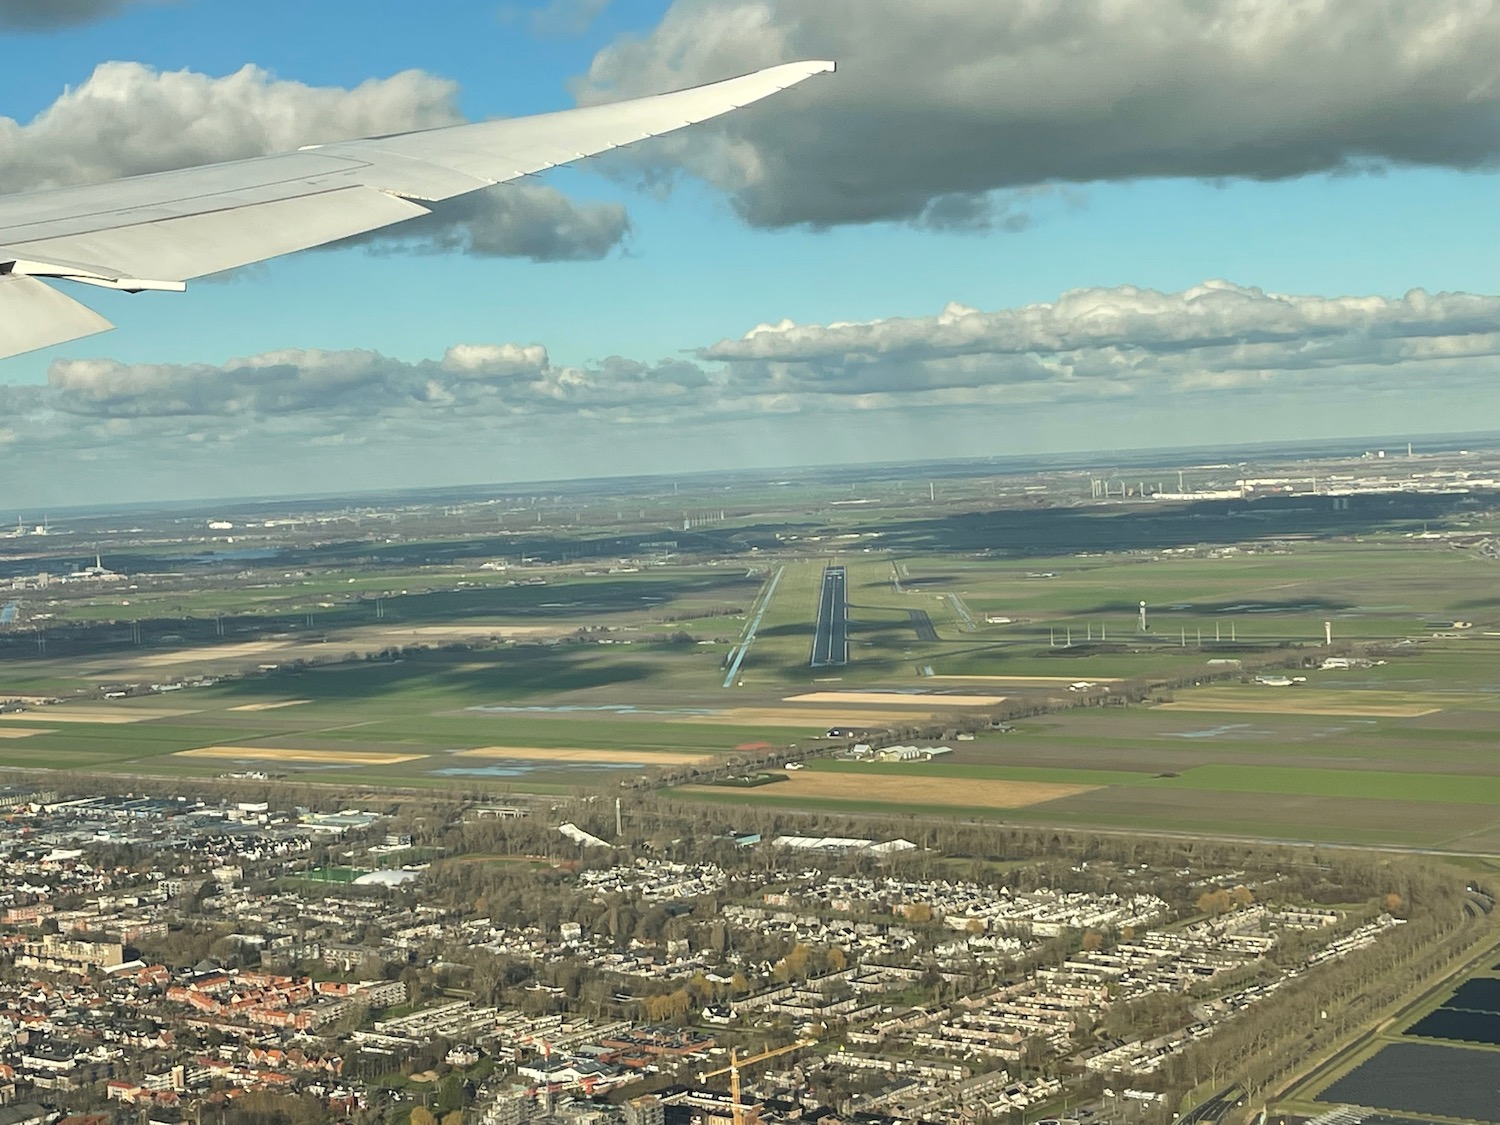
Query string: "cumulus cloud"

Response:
xmin=441 ymin=343 xmax=551 ymax=378
xmin=0 ymin=62 xmax=629 ymax=261
xmin=0 ymin=0 xmax=165 ymax=29
xmin=6 ymin=280 xmax=1500 ymax=502
xmin=578 ymin=0 xmax=1500 ymax=229
xmin=700 ymin=281 xmax=1500 ymax=406
xmin=0 ymin=62 xmax=459 ymax=192
xmin=23 ymin=282 xmax=1500 ymax=430
xmin=43 ymin=340 xmax=716 ymax=424
xmin=348 ymin=183 xmax=630 ymax=261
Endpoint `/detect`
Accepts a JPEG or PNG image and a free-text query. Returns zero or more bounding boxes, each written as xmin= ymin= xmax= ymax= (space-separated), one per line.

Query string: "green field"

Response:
xmin=4 ymin=517 xmax=1500 ymax=850
xmin=670 ymin=616 xmax=1500 ymax=853
xmin=293 ymin=865 xmax=368 ymax=884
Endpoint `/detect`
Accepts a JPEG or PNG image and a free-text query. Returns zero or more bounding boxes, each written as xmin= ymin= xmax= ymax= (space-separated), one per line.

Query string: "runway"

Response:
xmin=810 ymin=565 xmax=849 ymax=668
xmin=721 ymin=566 xmax=784 ymax=688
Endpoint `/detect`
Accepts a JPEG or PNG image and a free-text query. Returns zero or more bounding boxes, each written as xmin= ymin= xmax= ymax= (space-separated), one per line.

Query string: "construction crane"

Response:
xmin=698 ymin=1039 xmax=817 ymax=1125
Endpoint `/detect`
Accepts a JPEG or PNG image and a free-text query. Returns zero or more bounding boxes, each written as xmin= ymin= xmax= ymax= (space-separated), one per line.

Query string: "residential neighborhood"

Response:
xmin=0 ymin=786 xmax=1430 ymax=1125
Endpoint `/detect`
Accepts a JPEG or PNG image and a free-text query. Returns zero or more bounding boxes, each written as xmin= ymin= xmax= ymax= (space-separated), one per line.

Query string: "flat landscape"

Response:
xmin=2 ymin=453 xmax=1499 ymax=850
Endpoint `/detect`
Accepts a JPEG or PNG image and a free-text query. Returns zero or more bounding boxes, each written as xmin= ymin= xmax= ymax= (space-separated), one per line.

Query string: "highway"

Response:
xmin=1172 ymin=1084 xmax=1243 ymax=1125
xmin=810 ymin=565 xmax=849 ymax=668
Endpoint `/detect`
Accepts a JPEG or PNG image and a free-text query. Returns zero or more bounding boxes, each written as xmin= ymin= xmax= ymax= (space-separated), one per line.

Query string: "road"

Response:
xmin=810 ymin=565 xmax=848 ymax=668
xmin=1172 ymin=1084 xmax=1242 ymax=1125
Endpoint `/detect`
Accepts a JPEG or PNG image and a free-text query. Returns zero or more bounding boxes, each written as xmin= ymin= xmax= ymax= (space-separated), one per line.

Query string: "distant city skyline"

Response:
xmin=3 ymin=0 xmax=1500 ymax=505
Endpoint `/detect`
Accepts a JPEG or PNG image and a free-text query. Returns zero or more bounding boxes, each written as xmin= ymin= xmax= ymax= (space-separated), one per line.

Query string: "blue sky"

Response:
xmin=2 ymin=0 xmax=1500 ymax=504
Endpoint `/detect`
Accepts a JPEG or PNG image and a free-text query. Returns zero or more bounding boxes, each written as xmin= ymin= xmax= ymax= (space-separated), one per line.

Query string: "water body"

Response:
xmin=432 ymin=761 xmax=642 ymax=778
xmin=189 ymin=548 xmax=283 ymax=563
xmin=1219 ymin=602 xmax=1330 ymax=614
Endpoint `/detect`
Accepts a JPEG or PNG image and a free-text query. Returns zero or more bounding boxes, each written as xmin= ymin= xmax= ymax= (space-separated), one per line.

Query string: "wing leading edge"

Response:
xmin=0 ymin=60 xmax=834 ymax=361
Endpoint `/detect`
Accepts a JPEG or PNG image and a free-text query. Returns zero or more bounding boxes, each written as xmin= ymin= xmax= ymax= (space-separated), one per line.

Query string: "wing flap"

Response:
xmin=0 ymin=273 xmax=113 ymax=357
xmin=7 ymin=185 xmax=429 ymax=283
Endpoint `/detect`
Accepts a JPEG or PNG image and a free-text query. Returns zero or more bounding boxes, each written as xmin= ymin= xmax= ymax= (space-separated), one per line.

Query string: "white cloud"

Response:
xmin=5 ymin=280 xmax=1499 ymax=504
xmin=0 ymin=63 xmax=459 ymax=193
xmin=27 ymin=280 xmax=1500 ymax=423
xmin=701 ymin=281 xmax=1500 ymax=405
xmin=42 ymin=342 xmax=715 ymax=422
xmin=578 ymin=0 xmax=1500 ymax=229
xmin=441 ymin=343 xmax=551 ymax=377
xmin=0 ymin=62 xmax=630 ymax=261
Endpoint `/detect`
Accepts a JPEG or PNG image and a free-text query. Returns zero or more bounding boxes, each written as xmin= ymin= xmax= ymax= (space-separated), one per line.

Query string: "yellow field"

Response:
xmin=456 ymin=746 xmax=714 ymax=765
xmin=385 ymin=625 xmax=560 ymax=638
xmin=687 ymin=772 xmax=1097 ymax=809
xmin=0 ymin=728 xmax=51 ymax=738
xmin=784 ymin=691 xmax=1006 ymax=707
xmin=228 ymin=700 xmax=311 ymax=712
xmin=133 ymin=641 xmax=297 ymax=668
xmin=175 ymin=746 xmax=424 ymax=765
xmin=1158 ymin=689 xmax=1446 ymax=718
xmin=679 ymin=707 xmax=937 ymax=728
xmin=0 ymin=708 xmax=197 ymax=724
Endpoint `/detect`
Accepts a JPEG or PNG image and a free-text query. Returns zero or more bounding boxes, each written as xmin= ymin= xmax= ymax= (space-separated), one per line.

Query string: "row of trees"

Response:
xmin=1161 ymin=872 xmax=1490 ymax=1104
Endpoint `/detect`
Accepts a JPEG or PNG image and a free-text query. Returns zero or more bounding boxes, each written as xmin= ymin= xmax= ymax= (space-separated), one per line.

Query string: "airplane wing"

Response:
xmin=0 ymin=60 xmax=834 ymax=361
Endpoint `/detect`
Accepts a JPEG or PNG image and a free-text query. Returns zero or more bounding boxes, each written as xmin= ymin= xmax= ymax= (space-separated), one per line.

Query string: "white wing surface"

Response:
xmin=0 ymin=60 xmax=834 ymax=361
